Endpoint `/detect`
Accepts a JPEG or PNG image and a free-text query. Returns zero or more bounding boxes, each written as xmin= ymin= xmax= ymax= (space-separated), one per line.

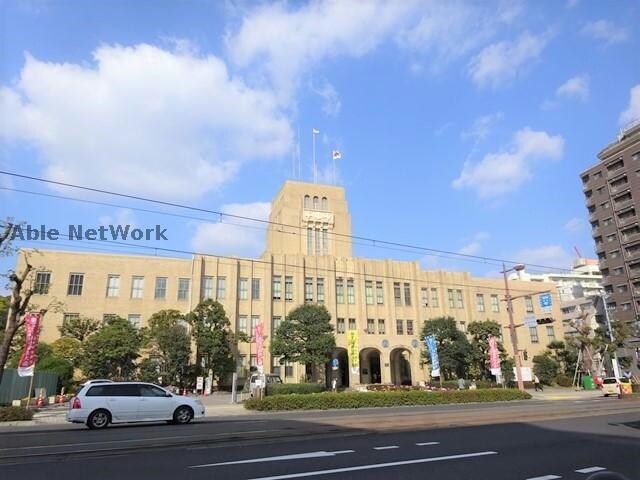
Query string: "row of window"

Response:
xmin=236 ymin=354 xmax=294 ymax=377
xmin=303 ymin=195 xmax=329 ymax=210
xmin=307 ymin=228 xmax=329 ymax=256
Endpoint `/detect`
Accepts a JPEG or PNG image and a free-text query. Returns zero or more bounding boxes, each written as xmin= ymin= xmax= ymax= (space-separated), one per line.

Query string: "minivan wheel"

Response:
xmin=87 ymin=409 xmax=111 ymax=430
xmin=173 ymin=406 xmax=193 ymax=425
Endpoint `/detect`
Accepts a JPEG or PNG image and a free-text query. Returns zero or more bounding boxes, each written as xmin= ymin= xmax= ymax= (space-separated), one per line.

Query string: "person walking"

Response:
xmin=534 ymin=374 xmax=543 ymax=392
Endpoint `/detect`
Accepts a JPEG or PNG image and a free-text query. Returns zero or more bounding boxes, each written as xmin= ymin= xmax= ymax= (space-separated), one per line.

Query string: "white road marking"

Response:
xmin=373 ymin=446 xmax=399 ymax=450
xmin=189 ymin=450 xmax=355 ymax=468
xmin=247 ymin=450 xmax=498 ymax=480
xmin=416 ymin=442 xmax=440 ymax=446
xmin=526 ymin=476 xmax=561 ymax=480
xmin=576 ymin=467 xmax=606 ymax=474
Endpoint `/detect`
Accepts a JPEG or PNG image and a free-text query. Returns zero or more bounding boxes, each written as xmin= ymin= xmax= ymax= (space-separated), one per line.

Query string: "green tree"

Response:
xmin=58 ymin=315 xmax=100 ymax=342
xmin=51 ymin=337 xmax=83 ymax=368
xmin=137 ymin=357 xmax=162 ymax=384
xmin=0 ymin=295 xmax=9 ymax=331
xmin=420 ymin=316 xmax=472 ymax=380
xmin=533 ymin=353 xmax=560 ymax=385
xmin=467 ymin=320 xmax=506 ymax=380
xmin=146 ymin=310 xmax=191 ymax=385
xmin=187 ymin=299 xmax=235 ymax=384
xmin=8 ymin=342 xmax=73 ymax=391
xmin=501 ymin=357 xmax=515 ymax=385
xmin=81 ymin=317 xmax=143 ymax=380
xmin=270 ymin=304 xmax=335 ymax=382
xmin=545 ymin=340 xmax=577 ymax=375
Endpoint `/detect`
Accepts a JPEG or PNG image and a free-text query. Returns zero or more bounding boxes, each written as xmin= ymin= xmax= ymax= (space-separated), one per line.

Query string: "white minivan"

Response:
xmin=67 ymin=382 xmax=205 ymax=429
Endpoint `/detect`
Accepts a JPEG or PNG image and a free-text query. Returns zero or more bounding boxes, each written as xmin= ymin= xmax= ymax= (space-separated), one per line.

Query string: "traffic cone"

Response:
xmin=57 ymin=395 xmax=65 ymax=404
xmin=36 ymin=395 xmax=45 ymax=408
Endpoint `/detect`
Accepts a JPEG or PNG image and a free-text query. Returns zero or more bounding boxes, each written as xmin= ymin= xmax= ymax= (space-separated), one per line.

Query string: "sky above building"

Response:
xmin=1 ymin=0 xmax=639 ymax=285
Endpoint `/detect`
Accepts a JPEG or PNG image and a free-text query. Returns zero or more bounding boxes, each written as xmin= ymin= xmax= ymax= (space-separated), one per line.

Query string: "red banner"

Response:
xmin=488 ymin=335 xmax=500 ymax=370
xmin=18 ymin=312 xmax=42 ymax=377
xmin=254 ymin=322 xmax=264 ymax=367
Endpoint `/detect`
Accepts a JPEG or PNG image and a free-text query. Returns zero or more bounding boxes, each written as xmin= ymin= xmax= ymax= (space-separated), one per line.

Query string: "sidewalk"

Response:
xmin=527 ymin=387 xmax=604 ymax=401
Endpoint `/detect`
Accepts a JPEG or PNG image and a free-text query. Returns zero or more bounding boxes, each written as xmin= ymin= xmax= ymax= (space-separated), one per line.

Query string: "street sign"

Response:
xmin=331 ymin=358 xmax=339 ymax=371
xmin=196 ymin=376 xmax=204 ymax=391
xmin=539 ymin=293 xmax=552 ymax=313
xmin=524 ymin=314 xmax=537 ymax=328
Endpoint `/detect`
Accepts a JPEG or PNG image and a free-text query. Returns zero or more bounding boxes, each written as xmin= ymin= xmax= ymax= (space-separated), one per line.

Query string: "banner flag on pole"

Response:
xmin=488 ymin=335 xmax=500 ymax=371
xmin=332 ymin=150 xmax=341 ymax=160
xmin=254 ymin=322 xmax=264 ymax=367
xmin=347 ymin=330 xmax=359 ymax=374
xmin=312 ymin=128 xmax=320 ymax=135
xmin=424 ymin=334 xmax=440 ymax=378
xmin=18 ymin=312 xmax=42 ymax=377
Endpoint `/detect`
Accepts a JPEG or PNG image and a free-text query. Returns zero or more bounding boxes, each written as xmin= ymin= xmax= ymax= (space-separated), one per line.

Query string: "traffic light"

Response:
xmin=536 ymin=317 xmax=555 ymax=325
xmin=523 ymin=350 xmax=528 ymax=361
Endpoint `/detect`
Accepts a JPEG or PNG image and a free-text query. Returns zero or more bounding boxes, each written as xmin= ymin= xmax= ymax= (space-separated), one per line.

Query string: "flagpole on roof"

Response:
xmin=312 ymin=128 xmax=319 ymax=183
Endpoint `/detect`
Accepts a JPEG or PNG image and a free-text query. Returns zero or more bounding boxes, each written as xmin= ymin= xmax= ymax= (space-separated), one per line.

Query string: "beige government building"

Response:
xmin=17 ymin=180 xmax=564 ymax=387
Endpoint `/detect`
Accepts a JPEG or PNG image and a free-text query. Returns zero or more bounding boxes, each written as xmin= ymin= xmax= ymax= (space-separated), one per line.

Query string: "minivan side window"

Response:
xmin=87 ymin=384 xmax=140 ymax=396
xmin=139 ymin=385 xmax=168 ymax=397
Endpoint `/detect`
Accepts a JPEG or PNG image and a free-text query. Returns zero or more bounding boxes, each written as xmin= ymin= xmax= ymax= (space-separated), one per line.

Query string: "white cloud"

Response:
xmin=514 ymin=245 xmax=573 ymax=270
xmin=564 ymin=217 xmax=586 ymax=233
xmin=566 ymin=0 xmax=581 ymax=7
xmin=468 ymin=31 xmax=551 ymax=88
xmin=461 ymin=112 xmax=503 ymax=141
xmin=99 ymin=208 xmax=137 ymax=228
xmin=620 ymin=84 xmax=640 ymax=126
xmin=581 ymin=20 xmax=630 ymax=47
xmin=556 ymin=74 xmax=590 ymax=101
xmin=190 ymin=202 xmax=271 ymax=258
xmin=310 ymin=80 xmax=341 ymax=116
xmin=0 ymin=44 xmax=293 ymax=201
xmin=434 ymin=122 xmax=453 ymax=136
xmin=458 ymin=232 xmax=491 ymax=256
xmin=452 ymin=128 xmax=564 ymax=198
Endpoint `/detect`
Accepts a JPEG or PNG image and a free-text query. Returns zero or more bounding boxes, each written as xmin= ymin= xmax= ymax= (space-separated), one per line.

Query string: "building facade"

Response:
xmin=17 ymin=181 xmax=564 ymax=386
xmin=581 ymin=120 xmax=640 ymax=325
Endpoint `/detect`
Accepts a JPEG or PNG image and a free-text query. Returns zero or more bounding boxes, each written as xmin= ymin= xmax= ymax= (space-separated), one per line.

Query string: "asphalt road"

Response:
xmin=1 ymin=398 xmax=639 ymax=479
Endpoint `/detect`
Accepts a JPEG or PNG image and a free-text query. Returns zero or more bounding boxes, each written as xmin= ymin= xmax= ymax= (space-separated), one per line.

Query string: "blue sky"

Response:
xmin=1 ymin=0 xmax=639 ymax=284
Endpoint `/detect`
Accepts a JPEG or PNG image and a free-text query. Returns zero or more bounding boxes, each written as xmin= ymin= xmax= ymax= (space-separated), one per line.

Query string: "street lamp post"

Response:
xmin=601 ymin=291 xmax=622 ymax=378
xmin=502 ymin=263 xmax=526 ymax=392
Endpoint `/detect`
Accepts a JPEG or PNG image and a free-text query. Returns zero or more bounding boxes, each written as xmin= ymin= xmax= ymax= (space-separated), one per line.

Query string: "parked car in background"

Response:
xmin=601 ymin=377 xmax=632 ymax=397
xmin=67 ymin=382 xmax=204 ymax=429
xmin=249 ymin=373 xmax=282 ymax=397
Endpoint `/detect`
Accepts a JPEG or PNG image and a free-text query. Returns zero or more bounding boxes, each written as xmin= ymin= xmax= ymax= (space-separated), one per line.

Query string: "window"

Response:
xmin=285 ymin=276 xmax=293 ymax=301
xmin=613 ymin=267 xmax=624 ymax=276
xmin=63 ymin=313 xmax=79 ymax=326
xmin=337 ymin=318 xmax=345 ymax=334
xmin=406 ymin=319 xmax=414 ymax=335
xmin=606 ymin=233 xmax=616 ymax=243
xmin=313 ymin=196 xmax=319 ymax=209
xmin=155 ymin=277 xmax=167 ymax=299
xmin=178 ymin=278 xmax=190 ymax=300
xmin=396 ymin=319 xmax=404 ymax=335
xmin=529 ymin=326 xmax=539 ymax=343
xmin=67 ymin=273 xmax=84 ymax=296
xmin=448 ymin=289 xmax=455 ymax=308
xmin=202 ymin=276 xmax=214 ymax=300
xmin=348 ymin=318 xmax=356 ymax=331
xmin=347 ymin=278 xmax=355 ymax=304
xmin=431 ymin=288 xmax=439 ymax=307
xmin=237 ymin=355 xmax=247 ymax=374
xmin=239 ymin=278 xmax=248 ymax=300
xmin=491 ymin=294 xmax=500 ymax=312
xmin=272 ymin=316 xmax=282 ymax=334
xmin=546 ymin=326 xmax=555 ymax=341
xmin=632 ymin=151 xmax=640 ymax=161
xmin=271 ymin=355 xmax=282 ymax=377
xmin=404 ymin=283 xmax=412 ymax=306
xmin=131 ymin=276 xmax=144 ymax=299
xmin=238 ymin=315 xmax=247 ymax=334
xmin=593 ymin=171 xmax=602 ymax=179
xmin=378 ymin=319 xmax=385 ymax=335
xmin=322 ymin=230 xmax=328 ymax=256
xmin=216 ymin=277 xmax=226 ymax=300
xmin=250 ymin=354 xmax=257 ymax=368
xmin=305 ymin=277 xmax=314 ymax=303
xmin=476 ymin=294 xmax=485 ymax=312
xmin=394 ymin=282 xmax=402 ymax=306
xmin=525 ymin=296 xmax=534 ymax=314
xmin=251 ymin=315 xmax=260 ymax=337
xmin=459 ymin=321 xmax=466 ymax=333
xmin=105 ymin=275 xmax=120 ymax=297
xmin=367 ymin=318 xmax=375 ymax=334
xmin=603 ymin=217 xmax=613 ymax=226
xmin=128 ymin=314 xmax=141 ymax=329
xmin=252 ymin=278 xmax=261 ymax=300
xmin=315 ymin=229 xmax=321 ymax=255
xmin=317 ymin=278 xmax=325 ymax=303
xmin=336 ymin=277 xmax=344 ymax=303
xmin=307 ymin=227 xmax=313 ymax=255
xmin=611 ymin=250 xmax=620 ymax=259
xmin=34 ymin=271 xmax=51 ymax=295
xmin=456 ymin=290 xmax=463 ymax=309
xmin=285 ymin=361 xmax=294 ymax=378
xmin=321 ymin=196 xmax=328 ymax=210
xmin=102 ymin=313 xmax=116 ymax=324
xmin=376 ymin=281 xmax=384 ymax=304
xmin=421 ymin=288 xmax=428 ymax=307
xmin=272 ymin=276 xmax=282 ymax=300
xmin=304 ymin=195 xmax=310 ymax=208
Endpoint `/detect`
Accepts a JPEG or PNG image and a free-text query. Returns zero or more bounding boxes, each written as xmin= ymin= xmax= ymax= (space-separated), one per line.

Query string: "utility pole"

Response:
xmin=502 ymin=263 xmax=525 ymax=392
xmin=601 ymin=291 xmax=622 ymax=378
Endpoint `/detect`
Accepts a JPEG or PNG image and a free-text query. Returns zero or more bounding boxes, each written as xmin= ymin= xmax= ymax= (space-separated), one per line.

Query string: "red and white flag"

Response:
xmin=254 ymin=322 xmax=264 ymax=367
xmin=18 ymin=312 xmax=42 ymax=377
xmin=332 ymin=150 xmax=341 ymax=160
xmin=488 ymin=335 xmax=500 ymax=371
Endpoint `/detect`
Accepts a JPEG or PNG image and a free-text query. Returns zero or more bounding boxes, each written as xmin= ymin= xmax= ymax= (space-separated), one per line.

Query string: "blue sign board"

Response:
xmin=539 ymin=293 xmax=552 ymax=310
xmin=331 ymin=358 xmax=339 ymax=371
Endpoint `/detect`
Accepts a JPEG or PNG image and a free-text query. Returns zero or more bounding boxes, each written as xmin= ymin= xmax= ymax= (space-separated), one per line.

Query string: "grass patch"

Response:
xmin=0 ymin=406 xmax=34 ymax=422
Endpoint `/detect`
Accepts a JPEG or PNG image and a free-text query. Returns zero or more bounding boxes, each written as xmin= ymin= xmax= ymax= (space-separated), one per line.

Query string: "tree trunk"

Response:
xmin=0 ymin=323 xmax=19 ymax=386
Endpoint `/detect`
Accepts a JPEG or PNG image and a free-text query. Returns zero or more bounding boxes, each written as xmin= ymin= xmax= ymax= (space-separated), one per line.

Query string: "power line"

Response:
xmin=1 ymin=186 xmax=538 ymax=272
xmin=0 ymin=170 xmax=571 ymax=273
xmin=7 ymin=221 xmax=563 ymax=297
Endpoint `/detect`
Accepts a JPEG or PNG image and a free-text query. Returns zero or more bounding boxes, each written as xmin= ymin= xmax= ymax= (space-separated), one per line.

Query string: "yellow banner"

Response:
xmin=347 ymin=330 xmax=359 ymax=373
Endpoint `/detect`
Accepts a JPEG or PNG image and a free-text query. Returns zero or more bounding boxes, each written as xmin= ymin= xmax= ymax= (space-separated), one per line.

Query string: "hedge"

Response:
xmin=265 ymin=383 xmax=325 ymax=396
xmin=244 ymin=388 xmax=531 ymax=411
xmin=0 ymin=406 xmax=34 ymax=422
